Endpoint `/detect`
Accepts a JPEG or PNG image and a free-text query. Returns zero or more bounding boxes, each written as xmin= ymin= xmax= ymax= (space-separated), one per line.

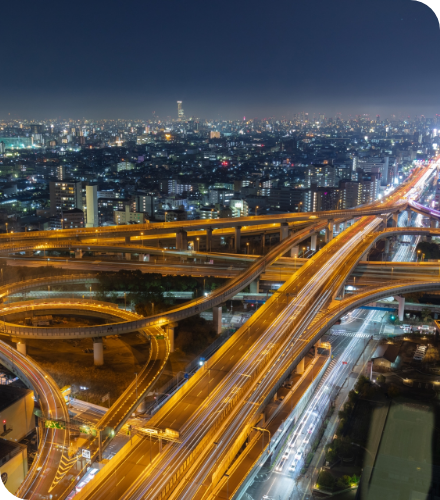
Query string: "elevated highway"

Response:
xmin=0 ymin=340 xmax=71 ymax=500
xmin=72 ymin=163 xmax=437 ymax=500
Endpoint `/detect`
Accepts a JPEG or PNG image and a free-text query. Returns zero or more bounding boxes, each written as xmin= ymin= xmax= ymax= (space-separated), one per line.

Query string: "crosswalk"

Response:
xmin=328 ymin=330 xmax=371 ymax=339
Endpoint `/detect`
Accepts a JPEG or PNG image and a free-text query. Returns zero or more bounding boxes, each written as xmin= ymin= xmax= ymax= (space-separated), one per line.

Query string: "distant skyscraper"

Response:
xmin=177 ymin=101 xmax=185 ymax=121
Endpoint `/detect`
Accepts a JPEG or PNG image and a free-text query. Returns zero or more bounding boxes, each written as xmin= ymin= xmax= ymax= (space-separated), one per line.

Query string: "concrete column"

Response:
xmin=394 ymin=296 xmax=405 ymax=322
xmin=261 ymin=233 xmax=266 ymax=251
xmin=125 ymin=236 xmax=131 ymax=244
xmin=280 ymin=223 xmax=289 ymax=241
xmin=249 ymin=279 xmax=259 ymax=294
xmin=125 ymin=253 xmax=131 ymax=261
xmin=407 ymin=209 xmax=412 ymax=226
xmin=291 ymin=246 xmax=299 ymax=258
xmin=391 ymin=212 xmax=398 ymax=227
xmin=93 ymin=338 xmax=104 ymax=366
xmin=339 ymin=222 xmax=346 ymax=233
xmin=212 ymin=306 xmax=222 ymax=334
xmin=310 ymin=234 xmax=317 ymax=252
xmin=325 ymin=220 xmax=334 ymax=243
xmin=382 ymin=214 xmax=388 ymax=228
xmin=385 ymin=240 xmax=390 ymax=253
xmin=296 ymin=357 xmax=305 ymax=375
xmin=361 ymin=250 xmax=369 ymax=261
xmin=75 ymin=250 xmax=83 ymax=259
xmin=15 ymin=340 xmax=26 ymax=356
xmin=234 ymin=226 xmax=242 ymax=253
xmin=163 ymin=322 xmax=178 ymax=352
xmin=206 ymin=228 xmax=213 ymax=252
xmin=176 ymin=230 xmax=188 ymax=251
xmin=430 ymin=218 xmax=437 ymax=229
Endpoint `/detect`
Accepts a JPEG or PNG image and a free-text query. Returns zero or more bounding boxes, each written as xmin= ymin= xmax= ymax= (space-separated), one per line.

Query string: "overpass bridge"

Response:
xmin=2 ymin=162 xmax=438 ymax=499
xmin=71 ymin=163 xmax=439 ymax=500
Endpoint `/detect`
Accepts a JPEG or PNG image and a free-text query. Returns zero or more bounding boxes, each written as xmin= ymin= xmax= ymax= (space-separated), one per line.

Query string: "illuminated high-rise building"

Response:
xmin=177 ymin=101 xmax=185 ymax=121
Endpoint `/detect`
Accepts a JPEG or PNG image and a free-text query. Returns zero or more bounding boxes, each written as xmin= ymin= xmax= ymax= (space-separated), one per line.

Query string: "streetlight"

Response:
xmin=141 ymin=232 xmax=144 ymax=247
xmin=89 ymin=285 xmax=92 ymax=299
xmin=164 ymin=211 xmax=167 ymax=223
xmin=196 ymin=237 xmax=200 ymax=252
xmin=255 ymin=206 xmax=259 ymax=216
xmin=302 ymin=246 xmax=306 ymax=257
xmin=417 ymin=249 xmax=421 ymax=264
xmin=124 ymin=292 xmax=127 ymax=311
xmin=246 ymin=242 xmax=249 ymax=254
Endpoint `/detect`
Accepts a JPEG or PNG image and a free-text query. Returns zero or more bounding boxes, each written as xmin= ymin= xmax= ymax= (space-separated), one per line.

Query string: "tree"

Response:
xmin=421 ymin=308 xmax=433 ymax=323
xmin=376 ymin=374 xmax=386 ymax=384
xmin=317 ymin=470 xmax=335 ymax=490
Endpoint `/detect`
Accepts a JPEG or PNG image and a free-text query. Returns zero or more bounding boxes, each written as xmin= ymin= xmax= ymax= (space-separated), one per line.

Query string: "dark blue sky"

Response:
xmin=2 ymin=0 xmax=439 ymax=120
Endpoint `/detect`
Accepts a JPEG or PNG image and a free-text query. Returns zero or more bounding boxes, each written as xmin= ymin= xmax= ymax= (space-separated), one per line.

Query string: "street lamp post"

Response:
xmin=124 ymin=292 xmax=127 ymax=311
xmin=141 ymin=232 xmax=144 ymax=247
xmin=255 ymin=206 xmax=259 ymax=216
xmin=196 ymin=237 xmax=200 ymax=252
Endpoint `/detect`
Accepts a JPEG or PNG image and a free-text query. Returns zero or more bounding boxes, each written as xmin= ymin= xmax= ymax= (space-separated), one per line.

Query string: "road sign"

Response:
xmin=82 ymin=449 xmax=91 ymax=459
xmin=156 ymin=335 xmax=165 ymax=340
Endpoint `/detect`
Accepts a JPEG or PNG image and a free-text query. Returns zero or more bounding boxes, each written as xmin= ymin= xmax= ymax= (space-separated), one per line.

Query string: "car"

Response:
xmin=283 ymin=451 xmax=290 ymax=459
xmin=308 ymin=423 xmax=315 ymax=434
xmin=289 ymin=463 xmax=296 ymax=472
xmin=75 ymin=480 xmax=87 ymax=493
xmin=295 ymin=449 xmax=303 ymax=460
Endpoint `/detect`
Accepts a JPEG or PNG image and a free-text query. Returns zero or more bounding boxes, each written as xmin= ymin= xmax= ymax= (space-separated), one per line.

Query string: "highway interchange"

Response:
xmin=1 ymin=161 xmax=440 ymax=500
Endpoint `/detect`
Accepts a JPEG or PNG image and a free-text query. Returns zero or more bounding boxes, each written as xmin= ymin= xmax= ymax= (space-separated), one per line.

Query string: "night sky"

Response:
xmin=2 ymin=0 xmax=439 ymax=120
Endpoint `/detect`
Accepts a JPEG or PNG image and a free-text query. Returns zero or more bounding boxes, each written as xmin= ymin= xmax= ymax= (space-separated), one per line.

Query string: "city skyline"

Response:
xmin=1 ymin=0 xmax=439 ymax=120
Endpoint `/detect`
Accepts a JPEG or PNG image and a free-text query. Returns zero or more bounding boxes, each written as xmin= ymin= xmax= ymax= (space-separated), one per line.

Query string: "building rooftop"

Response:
xmin=0 ymin=385 xmax=32 ymax=412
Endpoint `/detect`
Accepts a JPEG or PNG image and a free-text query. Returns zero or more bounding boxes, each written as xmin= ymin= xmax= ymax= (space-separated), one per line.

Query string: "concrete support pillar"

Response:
xmin=407 ymin=209 xmax=412 ymax=226
xmin=391 ymin=212 xmax=398 ymax=227
xmin=310 ymin=234 xmax=317 ymax=252
xmin=325 ymin=220 xmax=334 ymax=243
xmin=261 ymin=233 xmax=266 ymax=251
xmin=361 ymin=250 xmax=369 ymax=261
xmin=176 ymin=230 xmax=188 ymax=251
xmin=249 ymin=279 xmax=259 ymax=294
xmin=280 ymin=223 xmax=289 ymax=241
xmin=212 ymin=306 xmax=222 ymax=334
xmin=430 ymin=218 xmax=437 ymax=229
xmin=234 ymin=226 xmax=242 ymax=254
xmin=394 ymin=296 xmax=405 ymax=322
xmin=125 ymin=236 xmax=131 ymax=244
xmin=206 ymin=228 xmax=213 ymax=252
xmin=296 ymin=357 xmax=305 ymax=375
xmin=75 ymin=250 xmax=83 ymax=259
xmin=93 ymin=338 xmax=104 ymax=366
xmin=163 ymin=322 xmax=178 ymax=353
xmin=125 ymin=253 xmax=131 ymax=261
xmin=385 ymin=240 xmax=390 ymax=253
xmin=15 ymin=340 xmax=26 ymax=356
xmin=291 ymin=246 xmax=299 ymax=258
xmin=339 ymin=222 xmax=346 ymax=233
xmin=382 ymin=214 xmax=388 ymax=228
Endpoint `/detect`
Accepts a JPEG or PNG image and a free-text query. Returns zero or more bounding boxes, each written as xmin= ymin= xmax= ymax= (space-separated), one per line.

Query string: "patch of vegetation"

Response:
xmin=416 ymin=241 xmax=440 ymax=260
xmin=316 ymin=470 xmax=359 ymax=492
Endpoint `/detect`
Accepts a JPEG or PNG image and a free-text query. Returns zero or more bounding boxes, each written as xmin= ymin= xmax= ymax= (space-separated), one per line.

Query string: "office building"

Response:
xmin=49 ymin=181 xmax=82 ymax=216
xmin=116 ymin=161 xmax=135 ymax=172
xmin=177 ymin=101 xmax=185 ymax=121
xmin=86 ymin=185 xmax=98 ymax=227
xmin=229 ymin=199 xmax=249 ymax=217
xmin=113 ymin=205 xmax=145 ymax=225
xmin=62 ymin=208 xmax=84 ymax=229
xmin=305 ymin=165 xmax=337 ymax=188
